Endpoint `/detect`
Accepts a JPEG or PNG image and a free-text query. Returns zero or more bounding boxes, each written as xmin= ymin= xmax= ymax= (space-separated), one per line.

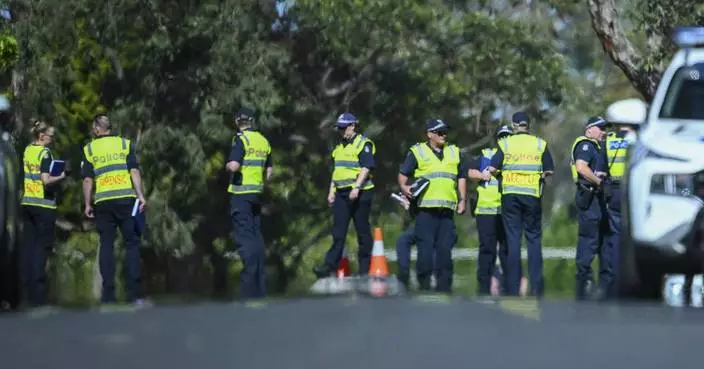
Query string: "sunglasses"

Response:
xmin=431 ymin=130 xmax=448 ymax=136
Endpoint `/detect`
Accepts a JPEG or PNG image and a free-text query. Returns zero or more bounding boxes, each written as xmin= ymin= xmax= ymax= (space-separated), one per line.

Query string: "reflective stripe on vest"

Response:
xmin=500 ymin=134 xmax=546 ymax=198
xmin=605 ymin=132 xmax=629 ymax=180
xmin=569 ymin=136 xmax=601 ymax=183
xmin=475 ymin=147 xmax=501 ymax=215
xmin=410 ymin=143 xmax=460 ymax=210
xmin=84 ymin=136 xmax=135 ymax=204
xmin=228 ymin=130 xmax=271 ymax=195
xmin=21 ymin=144 xmax=56 ymax=209
xmin=331 ymin=134 xmax=376 ymax=190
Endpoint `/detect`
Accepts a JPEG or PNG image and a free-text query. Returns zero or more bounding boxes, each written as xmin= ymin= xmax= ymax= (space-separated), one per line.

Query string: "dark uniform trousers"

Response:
xmin=476 ymin=214 xmax=508 ymax=295
xmin=95 ymin=198 xmax=142 ymax=303
xmin=20 ymin=205 xmax=56 ymax=306
xmin=230 ymin=195 xmax=266 ymax=299
xmin=501 ymin=194 xmax=544 ymax=297
xmin=415 ymin=208 xmax=455 ymax=292
xmin=574 ymin=185 xmax=611 ymax=299
xmin=324 ymin=189 xmax=373 ymax=274
xmin=604 ymin=182 xmax=622 ymax=298
xmin=396 ymin=223 xmax=416 ymax=286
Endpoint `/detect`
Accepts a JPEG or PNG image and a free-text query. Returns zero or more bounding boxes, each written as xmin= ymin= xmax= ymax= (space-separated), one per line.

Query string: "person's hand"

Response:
xmin=456 ymin=200 xmax=466 ymax=215
xmin=138 ymin=196 xmax=146 ymax=212
xmin=349 ymin=187 xmax=360 ymax=200
xmin=327 ymin=192 xmax=336 ymax=206
xmin=401 ymin=185 xmax=412 ymax=199
xmin=84 ymin=204 xmax=94 ymax=218
xmin=481 ymin=169 xmax=492 ymax=181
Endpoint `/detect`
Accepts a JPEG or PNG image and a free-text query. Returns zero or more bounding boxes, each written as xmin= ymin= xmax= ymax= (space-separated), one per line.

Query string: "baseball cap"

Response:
xmin=335 ymin=112 xmax=358 ymax=128
xmin=426 ymin=119 xmax=449 ymax=133
xmin=512 ymin=112 xmax=529 ymax=126
xmin=585 ymin=116 xmax=607 ymax=129
xmin=235 ymin=107 xmax=255 ymax=121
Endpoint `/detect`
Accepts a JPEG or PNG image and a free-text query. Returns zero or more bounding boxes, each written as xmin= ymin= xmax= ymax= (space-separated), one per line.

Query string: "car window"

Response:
xmin=659 ymin=62 xmax=704 ymax=120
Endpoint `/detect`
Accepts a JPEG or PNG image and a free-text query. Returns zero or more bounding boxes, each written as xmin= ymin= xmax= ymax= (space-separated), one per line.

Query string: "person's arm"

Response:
xmin=225 ymin=136 xmax=244 ymax=173
xmin=541 ymin=143 xmax=554 ymax=178
xmin=466 ymin=156 xmax=485 ymax=182
xmin=265 ymin=153 xmax=273 ymax=182
xmin=398 ymin=151 xmax=418 ymax=198
xmin=354 ymin=142 xmax=374 ymax=189
xmin=574 ymin=143 xmax=601 ymax=186
xmin=81 ymin=152 xmax=95 ymax=218
xmin=487 ymin=147 xmax=504 ymax=175
xmin=126 ymin=143 xmax=146 ymax=206
xmin=39 ymin=149 xmax=65 ymax=186
xmin=456 ymin=154 xmax=468 ymax=213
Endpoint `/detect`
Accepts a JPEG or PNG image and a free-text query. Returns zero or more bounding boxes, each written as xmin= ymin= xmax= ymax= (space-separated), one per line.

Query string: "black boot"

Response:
xmin=313 ymin=264 xmax=333 ymax=279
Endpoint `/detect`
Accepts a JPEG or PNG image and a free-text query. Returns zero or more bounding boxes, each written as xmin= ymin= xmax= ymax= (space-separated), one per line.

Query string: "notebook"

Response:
xmin=49 ymin=160 xmax=65 ymax=176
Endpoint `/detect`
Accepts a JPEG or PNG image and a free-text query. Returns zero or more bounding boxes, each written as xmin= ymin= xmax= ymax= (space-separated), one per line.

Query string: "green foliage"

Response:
xmin=0 ymin=32 xmax=18 ymax=71
xmin=4 ymin=0 xmax=670 ymax=304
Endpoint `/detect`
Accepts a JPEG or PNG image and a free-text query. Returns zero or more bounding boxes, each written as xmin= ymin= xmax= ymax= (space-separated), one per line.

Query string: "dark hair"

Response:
xmin=30 ymin=119 xmax=51 ymax=139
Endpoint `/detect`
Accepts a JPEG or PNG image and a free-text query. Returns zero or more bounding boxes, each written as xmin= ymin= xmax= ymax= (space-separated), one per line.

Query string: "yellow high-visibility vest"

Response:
xmin=410 ymin=142 xmax=460 ymax=210
xmin=21 ymin=144 xmax=56 ymax=209
xmin=331 ymin=134 xmax=375 ymax=190
xmin=83 ymin=136 xmax=136 ymax=204
xmin=499 ymin=134 xmax=546 ymax=198
xmin=605 ymin=131 xmax=628 ymax=180
xmin=569 ymin=136 xmax=601 ymax=183
xmin=475 ymin=147 xmax=501 ymax=215
xmin=228 ymin=130 xmax=271 ymax=195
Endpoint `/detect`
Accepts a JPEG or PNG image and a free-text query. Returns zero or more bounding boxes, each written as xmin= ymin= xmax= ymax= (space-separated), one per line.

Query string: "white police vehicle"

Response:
xmin=620 ymin=27 xmax=704 ymax=300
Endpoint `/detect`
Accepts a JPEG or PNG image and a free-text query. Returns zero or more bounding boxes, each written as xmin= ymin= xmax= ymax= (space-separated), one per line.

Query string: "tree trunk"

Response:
xmin=586 ymin=0 xmax=661 ymax=102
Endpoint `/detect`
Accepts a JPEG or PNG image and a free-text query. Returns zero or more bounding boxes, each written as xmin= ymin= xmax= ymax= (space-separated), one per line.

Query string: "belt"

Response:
xmin=576 ymin=182 xmax=597 ymax=192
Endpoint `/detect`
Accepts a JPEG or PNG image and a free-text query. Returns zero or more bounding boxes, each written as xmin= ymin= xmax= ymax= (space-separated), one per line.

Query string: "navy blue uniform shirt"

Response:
xmin=573 ymin=138 xmax=604 ymax=185
xmin=39 ymin=148 xmax=52 ymax=174
xmin=81 ymin=136 xmax=139 ymax=178
xmin=37 ymin=147 xmax=56 ymax=199
xmin=489 ymin=132 xmax=555 ymax=172
xmin=399 ymin=142 xmax=468 ymax=179
xmin=228 ymin=129 xmax=273 ymax=201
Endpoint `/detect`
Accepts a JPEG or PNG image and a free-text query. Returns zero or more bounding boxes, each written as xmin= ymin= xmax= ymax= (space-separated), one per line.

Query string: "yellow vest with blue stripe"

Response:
xmin=228 ymin=130 xmax=271 ymax=195
xmin=499 ymin=134 xmax=546 ymax=198
xmin=410 ymin=142 xmax=460 ymax=210
xmin=569 ymin=136 xmax=601 ymax=183
xmin=83 ymin=136 xmax=136 ymax=204
xmin=21 ymin=144 xmax=56 ymax=209
xmin=605 ymin=131 xmax=628 ymax=180
xmin=331 ymin=134 xmax=375 ymax=190
xmin=475 ymin=147 xmax=501 ymax=215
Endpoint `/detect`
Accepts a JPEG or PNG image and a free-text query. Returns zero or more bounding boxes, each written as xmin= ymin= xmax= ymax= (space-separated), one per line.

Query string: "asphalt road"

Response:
xmin=1 ymin=296 xmax=702 ymax=369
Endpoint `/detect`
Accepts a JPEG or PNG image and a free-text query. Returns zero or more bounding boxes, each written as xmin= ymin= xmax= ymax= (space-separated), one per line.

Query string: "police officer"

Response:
xmin=19 ymin=120 xmax=66 ymax=307
xmin=603 ymin=98 xmax=646 ymax=298
xmin=487 ymin=112 xmax=554 ymax=297
xmin=570 ymin=116 xmax=609 ymax=300
xmin=398 ymin=119 xmax=467 ymax=292
xmin=82 ymin=114 xmax=146 ymax=305
xmin=314 ymin=113 xmax=375 ymax=278
xmin=468 ymin=125 xmax=512 ymax=296
xmin=226 ymin=107 xmax=272 ymax=299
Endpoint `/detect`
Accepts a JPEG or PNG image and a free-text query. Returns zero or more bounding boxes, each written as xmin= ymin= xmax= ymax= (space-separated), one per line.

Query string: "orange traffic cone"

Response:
xmin=337 ymin=248 xmax=351 ymax=278
xmin=368 ymin=227 xmax=389 ymax=278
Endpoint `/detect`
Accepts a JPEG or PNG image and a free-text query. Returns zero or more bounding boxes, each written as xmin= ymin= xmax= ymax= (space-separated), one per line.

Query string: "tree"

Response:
xmin=587 ymin=0 xmax=704 ymax=101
